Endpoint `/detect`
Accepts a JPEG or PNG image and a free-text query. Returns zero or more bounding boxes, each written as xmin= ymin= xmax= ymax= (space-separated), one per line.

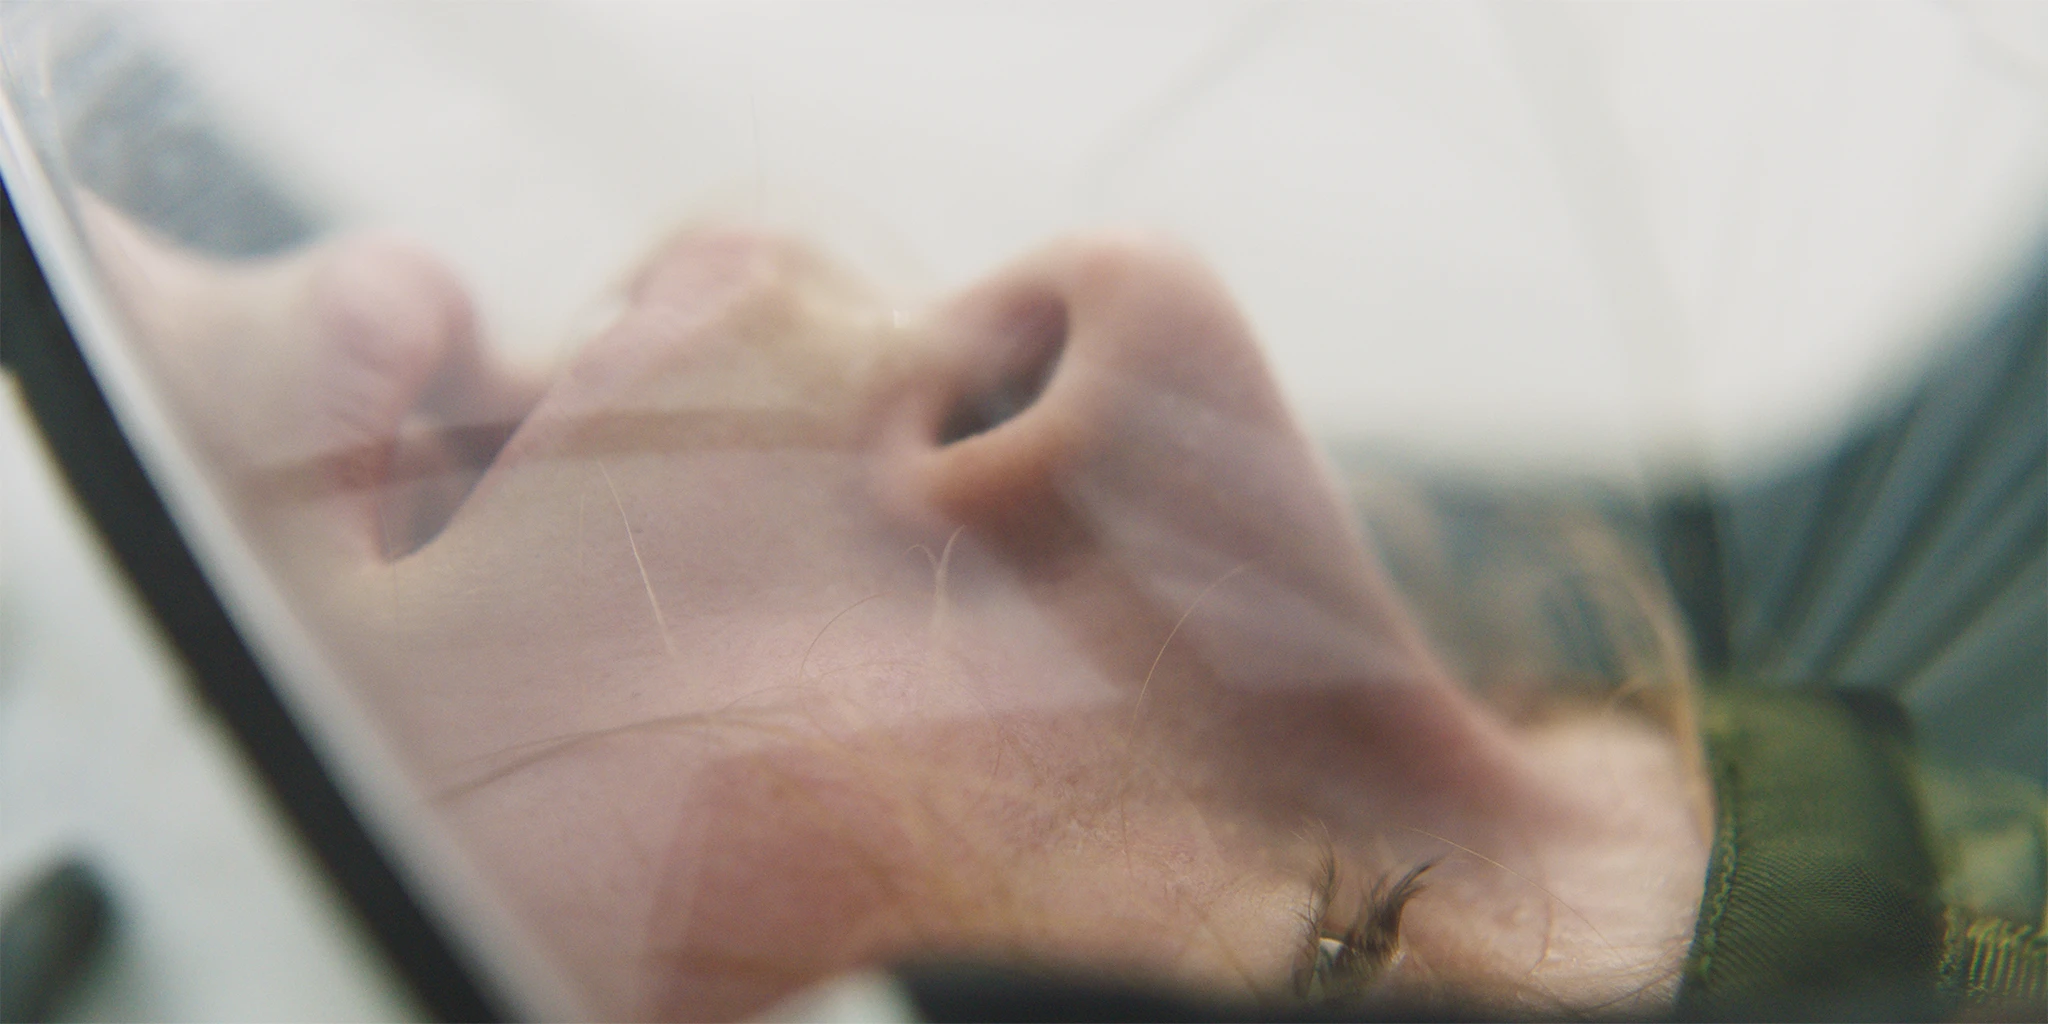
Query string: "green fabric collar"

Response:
xmin=1678 ymin=688 xmax=1949 ymax=1021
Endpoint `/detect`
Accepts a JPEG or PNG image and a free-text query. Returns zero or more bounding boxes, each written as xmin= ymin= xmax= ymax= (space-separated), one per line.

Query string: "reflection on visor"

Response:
xmin=2 ymin=4 xmax=2044 ymax=1022
xmin=88 ymin=203 xmax=1714 ymax=1018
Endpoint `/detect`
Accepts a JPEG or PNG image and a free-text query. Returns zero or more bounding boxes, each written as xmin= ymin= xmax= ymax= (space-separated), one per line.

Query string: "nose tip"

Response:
xmin=892 ymin=232 xmax=1287 ymax=544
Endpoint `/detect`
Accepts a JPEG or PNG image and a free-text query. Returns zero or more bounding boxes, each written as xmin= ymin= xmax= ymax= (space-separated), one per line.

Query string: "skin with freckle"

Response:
xmin=87 ymin=211 xmax=1712 ymax=1021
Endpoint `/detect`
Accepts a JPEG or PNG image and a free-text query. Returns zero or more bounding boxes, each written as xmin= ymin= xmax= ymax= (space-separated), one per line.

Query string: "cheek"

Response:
xmin=642 ymin=747 xmax=979 ymax=1020
xmin=635 ymin=717 xmax=1313 ymax=1021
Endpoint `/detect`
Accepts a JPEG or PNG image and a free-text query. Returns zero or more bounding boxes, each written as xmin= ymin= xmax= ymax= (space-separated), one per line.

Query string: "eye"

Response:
xmin=1295 ymin=859 xmax=1433 ymax=1004
xmin=1302 ymin=934 xmax=1356 ymax=999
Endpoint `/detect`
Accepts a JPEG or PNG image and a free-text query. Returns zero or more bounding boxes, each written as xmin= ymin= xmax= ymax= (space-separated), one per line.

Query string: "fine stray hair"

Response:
xmin=911 ymin=526 xmax=966 ymax=636
xmin=598 ymin=458 xmax=678 ymax=658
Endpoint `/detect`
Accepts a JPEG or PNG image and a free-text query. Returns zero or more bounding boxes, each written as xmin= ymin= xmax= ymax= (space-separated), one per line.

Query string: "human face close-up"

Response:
xmin=95 ymin=219 xmax=1712 ymax=1020
xmin=13 ymin=7 xmax=2047 ymax=1020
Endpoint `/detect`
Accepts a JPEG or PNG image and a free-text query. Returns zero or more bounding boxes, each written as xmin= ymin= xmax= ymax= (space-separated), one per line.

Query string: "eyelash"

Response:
xmin=1294 ymin=855 xmax=1435 ymax=1004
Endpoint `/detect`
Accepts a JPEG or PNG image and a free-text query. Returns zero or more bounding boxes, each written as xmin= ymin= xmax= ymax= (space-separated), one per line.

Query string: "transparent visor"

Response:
xmin=3 ymin=4 xmax=2044 ymax=1019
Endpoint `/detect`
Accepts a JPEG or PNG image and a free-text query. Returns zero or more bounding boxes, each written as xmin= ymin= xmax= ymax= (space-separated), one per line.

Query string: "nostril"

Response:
xmin=380 ymin=413 xmax=523 ymax=558
xmin=936 ymin=349 xmax=1060 ymax=444
xmin=936 ymin=296 xmax=1068 ymax=445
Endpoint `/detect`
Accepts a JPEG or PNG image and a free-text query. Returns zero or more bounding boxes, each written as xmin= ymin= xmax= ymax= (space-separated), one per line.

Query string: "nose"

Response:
xmin=884 ymin=235 xmax=1539 ymax=792
xmin=891 ymin=232 xmax=1297 ymax=549
xmin=891 ymin=229 xmax=1405 ymax=648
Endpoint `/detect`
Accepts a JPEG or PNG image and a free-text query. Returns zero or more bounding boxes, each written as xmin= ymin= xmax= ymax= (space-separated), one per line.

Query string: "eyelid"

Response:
xmin=1293 ymin=857 xmax=1435 ymax=1003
